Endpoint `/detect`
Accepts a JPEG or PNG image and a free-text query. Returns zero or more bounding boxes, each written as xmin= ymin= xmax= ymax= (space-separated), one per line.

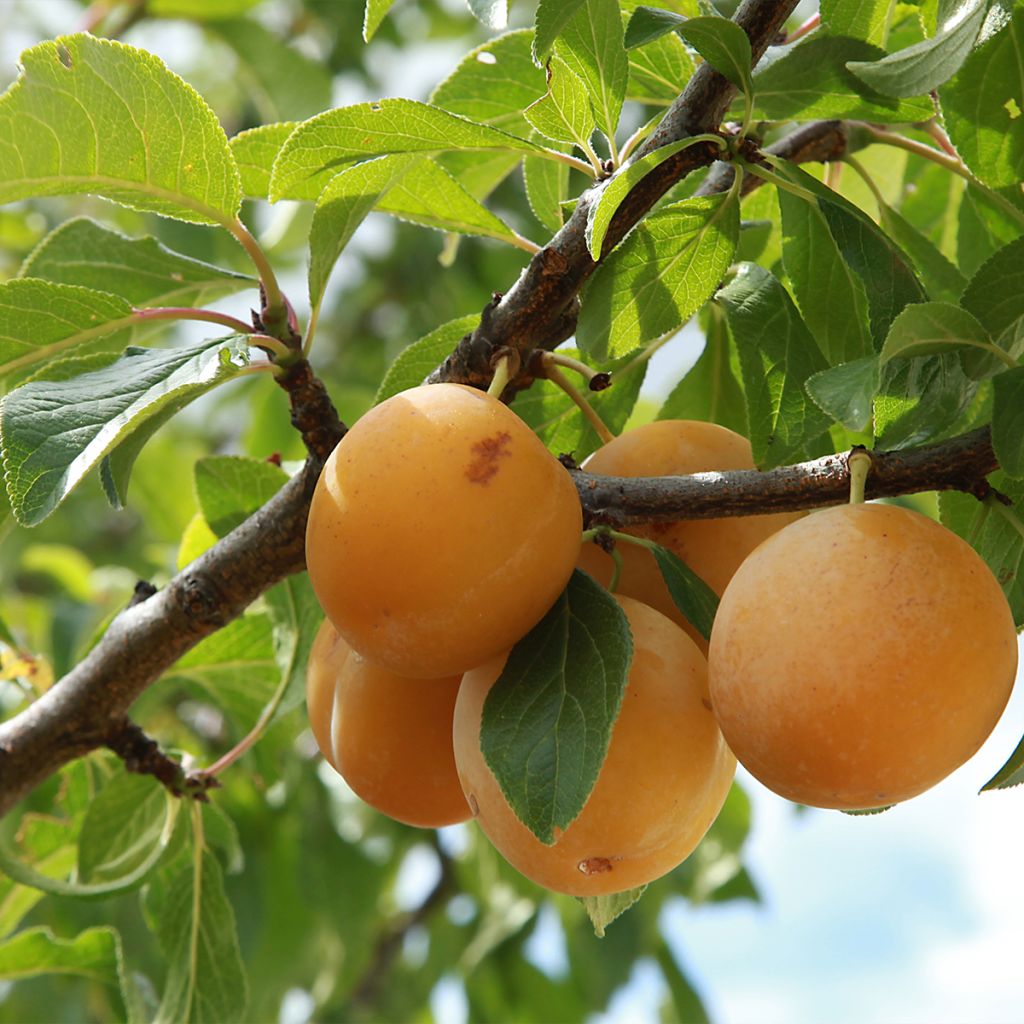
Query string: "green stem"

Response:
xmin=539 ymin=355 xmax=614 ymax=444
xmin=578 ymin=529 xmax=624 ymax=592
xmin=581 ymin=139 xmax=607 ymax=176
xmin=487 ymin=354 xmax=514 ymax=398
xmin=131 ymin=306 xmax=253 ymax=334
xmin=739 ymin=159 xmax=819 ymax=205
xmin=509 ymin=231 xmax=543 ymax=255
xmin=848 ymin=449 xmax=872 ymax=504
xmin=844 ymin=154 xmax=886 ymax=209
xmin=542 ymin=147 xmax=598 ymax=178
xmin=227 ymin=218 xmax=288 ymax=328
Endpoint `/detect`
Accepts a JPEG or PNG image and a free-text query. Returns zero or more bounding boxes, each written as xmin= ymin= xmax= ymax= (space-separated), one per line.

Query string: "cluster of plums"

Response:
xmin=304 ymin=382 xmax=1018 ymax=897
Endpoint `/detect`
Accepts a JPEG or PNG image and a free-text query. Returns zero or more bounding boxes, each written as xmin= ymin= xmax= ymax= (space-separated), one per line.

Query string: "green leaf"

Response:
xmin=940 ymin=472 xmax=1024 ymax=627
xmin=0 ymin=279 xmax=134 ymax=384
xmin=805 ymin=355 xmax=881 ymax=432
xmin=363 ymin=0 xmax=398 ymax=41
xmin=587 ymin=137 xmax=715 ymax=259
xmin=848 ymin=0 xmax=988 ymax=96
xmin=749 ymin=34 xmax=936 ymax=122
xmin=375 ymin=314 xmax=479 ymax=403
xmin=647 ymin=542 xmax=719 ymax=640
xmin=879 ymin=302 xmax=996 ymax=369
xmin=78 ymin=773 xmax=171 ymax=884
xmin=0 ymin=926 xmax=122 ymax=985
xmin=513 ymin=348 xmax=647 ymax=460
xmin=524 ymin=153 xmax=569 ymax=233
xmin=0 ymin=34 xmax=241 ymax=225
xmin=625 ymin=7 xmax=686 ymax=49
xmin=1 ymin=336 xmax=250 ymax=526
xmin=554 ymin=0 xmax=629 ymax=146
xmin=657 ymin=306 xmax=747 ymax=434
xmin=209 ymin=19 xmax=332 ymax=123
xmin=167 ymin=615 xmax=279 ymax=729
xmin=961 ymin=237 xmax=1024 ymax=338
xmin=675 ymin=16 xmax=754 ymax=98
xmin=20 ymin=218 xmax=253 ymax=309
xmin=308 ymin=155 xmax=417 ymax=309
xmin=716 ymin=263 xmax=831 ymax=468
xmin=149 ymin=0 xmax=261 ymax=15
xmin=577 ymin=192 xmax=740 ymax=361
xmin=873 ymin=352 xmax=978 ymax=448
xmin=146 ymin=851 xmax=248 ymax=1024
xmin=195 ymin=455 xmax=288 ymax=536
xmin=269 ymin=99 xmax=544 ymax=202
xmin=992 ymin=366 xmax=1024 ymax=478
xmin=982 ymin=729 xmax=1024 ymax=790
xmin=821 ymin=0 xmax=892 ymax=46
xmin=524 ymin=56 xmax=596 ymax=149
xmin=939 ymin=6 xmax=1024 ymax=188
xmin=230 ymin=123 xmax=296 ymax=199
xmin=579 ymin=886 xmax=646 ymax=937
xmin=656 ymin=945 xmax=710 ymax=1024
xmin=480 ymin=570 xmax=633 ymax=845
xmin=877 ymin=202 xmax=967 ymax=303
xmin=626 ymin=30 xmax=695 ymax=103
xmin=778 ymin=188 xmax=873 ymax=365
xmin=0 ymin=800 xmax=179 ymax=898
xmin=469 ymin=0 xmax=508 ymax=29
xmin=264 ymin=573 xmax=324 ymax=724
xmin=958 ymin=181 xmax=1024 ymax=278
xmin=534 ymin=0 xmax=590 ymax=63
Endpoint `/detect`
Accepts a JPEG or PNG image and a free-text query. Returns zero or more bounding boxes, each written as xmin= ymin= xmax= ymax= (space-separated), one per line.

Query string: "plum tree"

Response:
xmin=708 ymin=503 xmax=1018 ymax=809
xmin=305 ymin=383 xmax=582 ymax=678
xmin=452 ymin=595 xmax=736 ymax=896
xmin=305 ymin=618 xmax=471 ymax=828
xmin=578 ymin=420 xmax=802 ymax=648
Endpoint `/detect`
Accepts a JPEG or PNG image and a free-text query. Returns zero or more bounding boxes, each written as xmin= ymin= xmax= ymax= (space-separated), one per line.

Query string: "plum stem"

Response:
xmin=848 ymin=448 xmax=872 ymax=505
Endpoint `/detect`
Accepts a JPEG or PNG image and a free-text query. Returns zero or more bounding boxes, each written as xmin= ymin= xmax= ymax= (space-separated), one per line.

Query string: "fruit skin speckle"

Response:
xmin=465 ymin=431 xmax=512 ymax=484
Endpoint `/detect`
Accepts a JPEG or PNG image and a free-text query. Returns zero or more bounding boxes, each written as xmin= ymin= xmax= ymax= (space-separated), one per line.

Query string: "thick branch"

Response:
xmin=576 ymin=428 xmax=997 ymax=527
xmin=428 ymin=0 xmax=800 ymax=388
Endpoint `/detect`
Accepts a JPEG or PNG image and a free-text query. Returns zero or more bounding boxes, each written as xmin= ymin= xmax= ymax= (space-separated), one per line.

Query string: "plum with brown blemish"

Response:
xmin=305 ymin=383 xmax=582 ymax=678
xmin=453 ymin=596 xmax=736 ymax=896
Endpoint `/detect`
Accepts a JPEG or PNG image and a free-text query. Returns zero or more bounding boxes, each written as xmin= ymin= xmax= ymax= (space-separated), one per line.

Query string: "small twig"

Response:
xmin=106 ymin=718 xmax=219 ymax=801
xmin=131 ymin=306 xmax=255 ymax=335
xmin=783 ymin=12 xmax=820 ymax=44
xmin=274 ymin=358 xmax=348 ymax=462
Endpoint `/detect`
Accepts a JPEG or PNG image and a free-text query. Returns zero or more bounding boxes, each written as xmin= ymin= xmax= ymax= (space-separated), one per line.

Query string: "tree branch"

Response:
xmin=427 ymin=0 xmax=801 ymax=389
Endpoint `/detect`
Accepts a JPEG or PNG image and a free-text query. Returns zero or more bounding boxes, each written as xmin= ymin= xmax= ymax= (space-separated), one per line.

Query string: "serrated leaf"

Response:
xmin=524 ymin=154 xmax=569 ymax=233
xmin=554 ymin=0 xmax=629 ymax=146
xmin=0 ymin=279 xmax=134 ymax=384
xmin=308 ymin=155 xmax=417 ymax=308
xmin=821 ymin=0 xmax=892 ymax=46
xmin=78 ymin=773 xmax=171 ymax=885
xmin=269 ymin=99 xmax=544 ymax=202
xmin=264 ymin=573 xmax=324 ymax=724
xmin=363 ymin=0 xmax=398 ymax=41
xmin=579 ymin=886 xmax=646 ymax=937
xmin=481 ymin=570 xmax=633 ymax=845
xmin=469 ymin=0 xmax=508 ymax=29
xmin=146 ymin=851 xmax=248 ymax=1024
xmin=982 ymin=730 xmax=1024 ymax=790
xmin=625 ymin=7 xmax=685 ymax=49
xmin=749 ymin=34 xmax=936 ymax=122
xmin=577 ymin=192 xmax=740 ymax=361
xmin=20 ymin=218 xmax=253 ymax=309
xmin=939 ymin=6 xmax=1024 ymax=188
xmin=879 ymin=302 xmax=995 ymax=369
xmin=647 ymin=542 xmax=718 ymax=640
xmin=0 ymin=35 xmax=240 ymax=224
xmin=940 ymin=472 xmax=1024 ymax=627
xmin=524 ymin=55 xmax=596 ymax=148
xmin=805 ymin=355 xmax=881 ymax=432
xmin=534 ymin=0 xmax=590 ymax=63
xmin=841 ymin=804 xmax=895 ymax=815
xmin=0 ymin=926 xmax=122 ymax=985
xmin=958 ymin=181 xmax=1024 ymax=278
xmin=716 ymin=263 xmax=831 ymax=468
xmin=587 ymin=137 xmax=713 ymax=259
xmin=209 ymin=18 xmax=332 ymax=123
xmin=992 ymin=366 xmax=1024 ymax=478
xmin=657 ymin=306 xmax=747 ymax=433
xmin=675 ymin=16 xmax=753 ymax=98
xmin=0 ymin=800 xmax=179 ymax=898
xmin=778 ymin=188 xmax=872 ymax=365
xmin=513 ymin=348 xmax=647 ymax=460
xmin=873 ymin=352 xmax=978 ymax=448
xmin=1 ymin=336 xmax=250 ymax=526
xmin=230 ymin=123 xmax=297 ymax=199
xmin=961 ymin=237 xmax=1024 ymax=339
xmin=375 ymin=314 xmax=479 ymax=403
xmin=848 ymin=0 xmax=988 ymax=96
xmin=195 ymin=455 xmax=288 ymax=536
xmin=877 ymin=202 xmax=967 ymax=303
xmin=626 ymin=29 xmax=696 ymax=103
